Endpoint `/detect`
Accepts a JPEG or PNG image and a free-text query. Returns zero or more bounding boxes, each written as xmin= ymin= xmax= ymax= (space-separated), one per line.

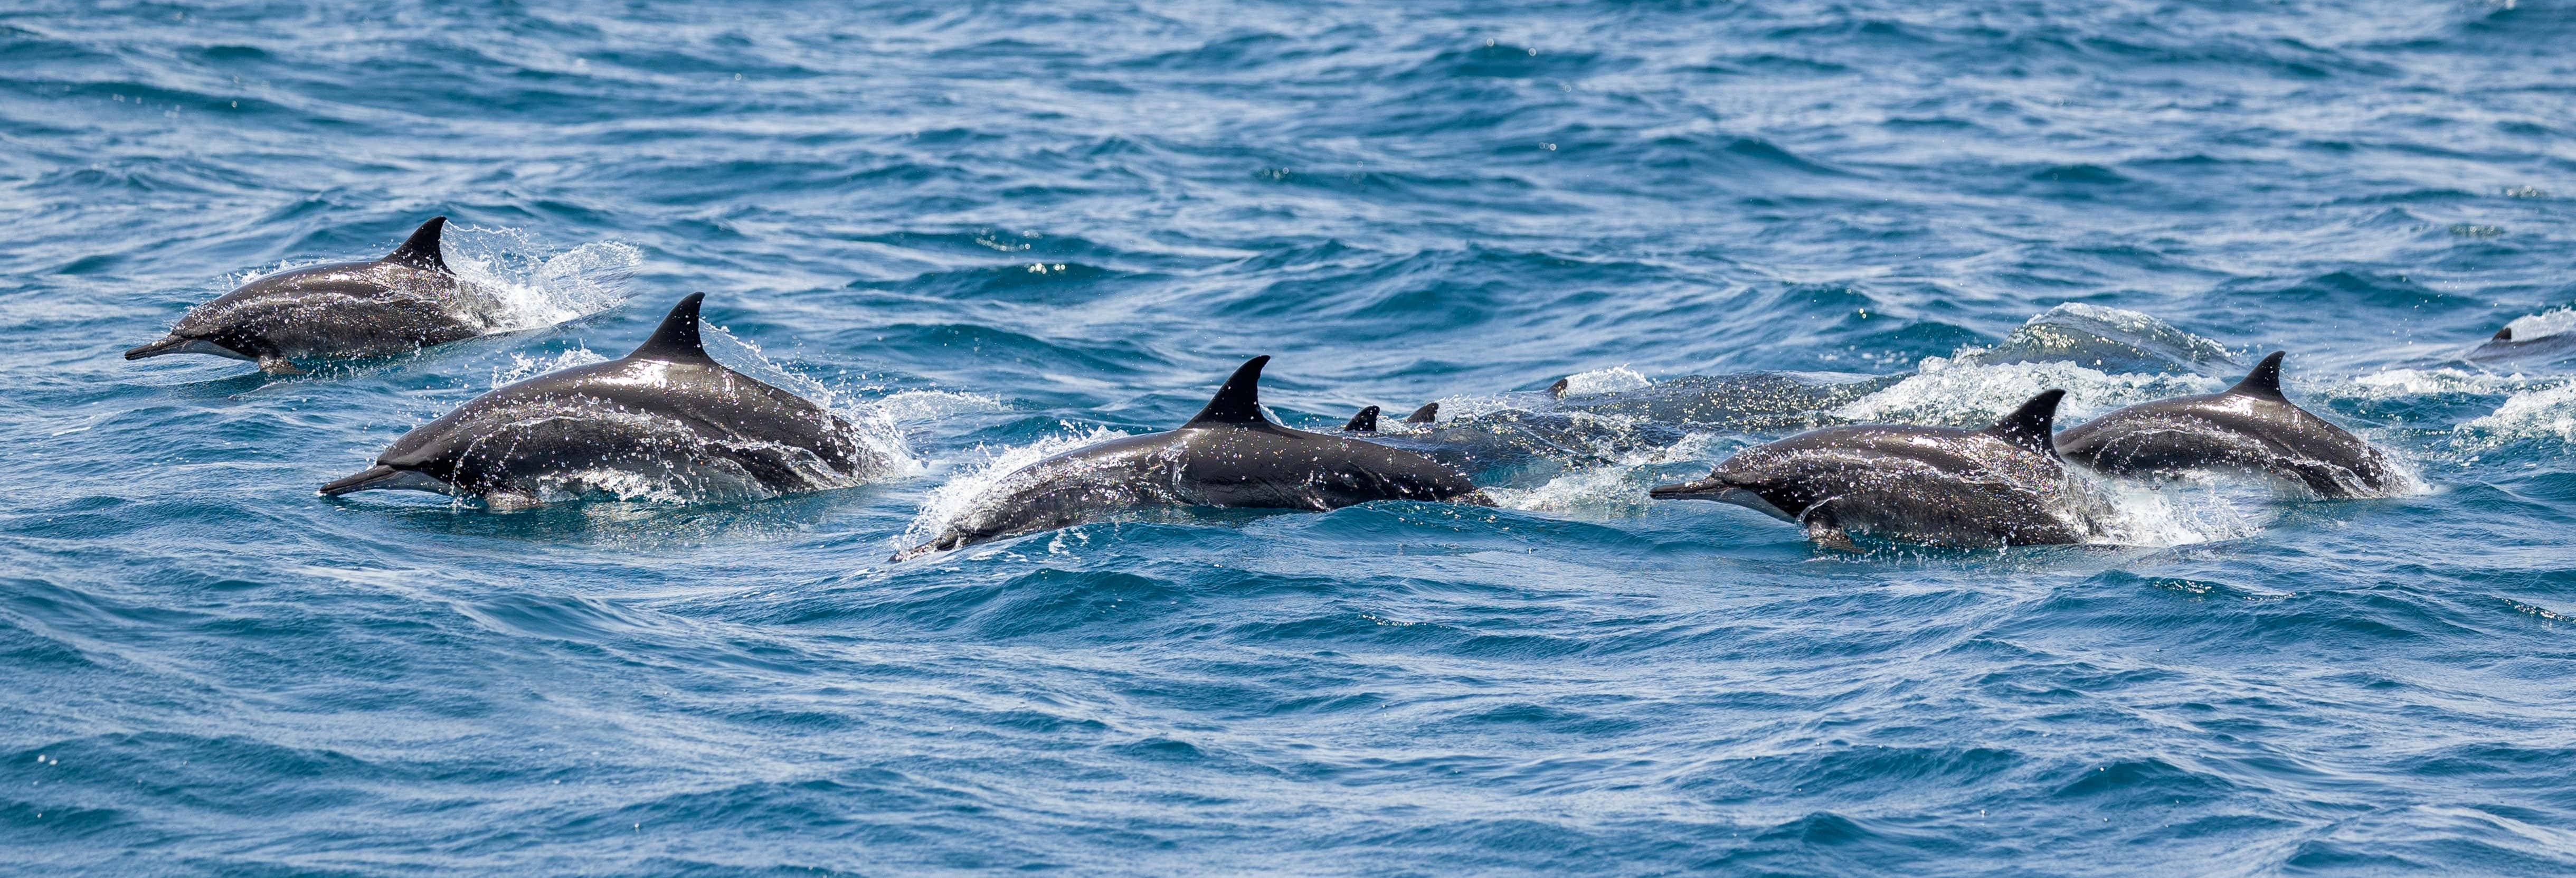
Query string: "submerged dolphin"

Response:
xmin=898 ymin=356 xmax=1490 ymax=559
xmin=2054 ymin=351 xmax=2397 ymax=497
xmin=2467 ymin=325 xmax=2576 ymax=364
xmin=1343 ymin=405 xmax=1382 ymax=432
xmin=1650 ymin=390 xmax=2102 ymax=548
xmin=320 ymin=293 xmax=885 ymax=506
xmin=126 ymin=216 xmax=493 ymax=374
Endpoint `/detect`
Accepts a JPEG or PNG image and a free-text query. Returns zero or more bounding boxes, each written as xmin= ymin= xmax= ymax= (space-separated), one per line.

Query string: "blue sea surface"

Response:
xmin=6 ymin=1 xmax=2575 ymax=874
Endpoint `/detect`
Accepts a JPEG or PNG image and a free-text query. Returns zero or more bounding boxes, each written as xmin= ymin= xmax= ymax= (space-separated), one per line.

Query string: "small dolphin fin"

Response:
xmin=2226 ymin=351 xmax=2288 ymax=400
xmin=1185 ymin=356 xmax=1272 ymax=427
xmin=1983 ymin=389 xmax=2064 ymax=458
xmin=1405 ymin=402 xmax=1438 ymax=424
xmin=1547 ymin=377 xmax=1570 ymax=397
xmin=383 ymin=216 xmax=451 ymax=273
xmin=1343 ymin=405 xmax=1380 ymax=432
xmin=627 ymin=292 xmax=715 ymax=362
xmin=259 ymin=356 xmax=306 ymax=375
xmin=2492 ymin=327 xmax=2514 ymax=342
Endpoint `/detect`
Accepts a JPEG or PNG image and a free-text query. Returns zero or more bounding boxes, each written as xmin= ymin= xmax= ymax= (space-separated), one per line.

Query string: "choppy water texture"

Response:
xmin=6 ymin=1 xmax=2575 ymax=874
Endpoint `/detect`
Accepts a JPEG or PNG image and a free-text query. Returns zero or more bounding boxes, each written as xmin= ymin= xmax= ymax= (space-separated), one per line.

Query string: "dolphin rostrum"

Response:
xmin=1650 ymin=390 xmax=2103 ymax=548
xmin=2054 ymin=351 xmax=2397 ymax=497
xmin=897 ymin=356 xmax=1491 ymax=559
xmin=319 ymin=293 xmax=885 ymax=506
xmin=126 ymin=216 xmax=495 ymax=374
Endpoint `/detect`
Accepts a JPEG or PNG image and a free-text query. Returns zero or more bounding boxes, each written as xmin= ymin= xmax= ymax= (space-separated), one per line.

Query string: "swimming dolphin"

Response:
xmin=2467 ymin=325 xmax=2576 ymax=364
xmin=2054 ymin=351 xmax=2397 ymax=497
xmin=1649 ymin=390 xmax=2102 ymax=548
xmin=1343 ymin=405 xmax=1381 ymax=432
xmin=125 ymin=216 xmax=493 ymax=374
xmin=1404 ymin=402 xmax=1439 ymax=424
xmin=896 ymin=356 xmax=1490 ymax=559
xmin=319 ymin=293 xmax=884 ymax=506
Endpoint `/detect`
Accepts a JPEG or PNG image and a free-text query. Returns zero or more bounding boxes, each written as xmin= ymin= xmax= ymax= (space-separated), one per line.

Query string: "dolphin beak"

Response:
xmin=318 ymin=465 xmax=454 ymax=497
xmin=319 ymin=465 xmax=402 ymax=496
xmin=1650 ymin=477 xmax=1795 ymax=521
xmin=1649 ymin=476 xmax=1726 ymax=499
xmin=124 ymin=335 xmax=192 ymax=360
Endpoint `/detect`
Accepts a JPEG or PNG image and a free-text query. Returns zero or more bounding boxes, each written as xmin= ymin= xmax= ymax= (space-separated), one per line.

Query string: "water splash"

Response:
xmin=897 ymin=424 xmax=1137 ymax=553
xmin=1835 ymin=358 xmax=2215 ymax=426
xmin=440 ymin=224 xmax=642 ymax=333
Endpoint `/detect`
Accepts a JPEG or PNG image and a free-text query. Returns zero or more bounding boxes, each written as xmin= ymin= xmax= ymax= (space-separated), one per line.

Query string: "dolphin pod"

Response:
xmin=125 ymin=216 xmax=2476 ymax=555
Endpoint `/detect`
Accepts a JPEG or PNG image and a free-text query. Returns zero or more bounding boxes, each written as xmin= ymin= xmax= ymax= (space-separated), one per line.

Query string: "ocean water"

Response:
xmin=5 ymin=0 xmax=2575 ymax=874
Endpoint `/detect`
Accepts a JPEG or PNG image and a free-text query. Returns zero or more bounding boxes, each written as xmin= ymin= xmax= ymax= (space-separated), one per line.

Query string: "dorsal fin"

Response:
xmin=1185 ymin=356 xmax=1272 ymax=427
xmin=626 ymin=292 xmax=715 ymax=362
xmin=2227 ymin=351 xmax=2287 ymax=400
xmin=2494 ymin=327 xmax=2514 ymax=342
xmin=1983 ymin=389 xmax=2064 ymax=459
xmin=1547 ymin=377 xmax=1570 ymax=397
xmin=1343 ymin=405 xmax=1380 ymax=432
xmin=383 ymin=216 xmax=451 ymax=273
xmin=1405 ymin=402 xmax=1439 ymax=424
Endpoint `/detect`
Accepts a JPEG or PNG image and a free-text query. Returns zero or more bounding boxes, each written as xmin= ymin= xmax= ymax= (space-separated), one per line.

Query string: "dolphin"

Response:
xmin=1343 ymin=405 xmax=1381 ymax=432
xmin=1404 ymin=402 xmax=1438 ymax=424
xmin=2054 ymin=351 xmax=2397 ymax=497
xmin=2467 ymin=325 xmax=2576 ymax=364
xmin=319 ymin=293 xmax=885 ymax=506
xmin=126 ymin=216 xmax=495 ymax=374
xmin=1650 ymin=390 xmax=2103 ymax=548
xmin=897 ymin=356 xmax=1490 ymax=559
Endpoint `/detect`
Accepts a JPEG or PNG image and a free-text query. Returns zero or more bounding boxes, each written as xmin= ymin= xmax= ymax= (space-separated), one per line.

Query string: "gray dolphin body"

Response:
xmin=319 ymin=293 xmax=884 ymax=506
xmin=2467 ymin=326 xmax=2576 ymax=364
xmin=2055 ymin=352 xmax=2397 ymax=497
xmin=125 ymin=217 xmax=493 ymax=374
xmin=1650 ymin=390 xmax=2103 ymax=548
xmin=899 ymin=356 xmax=1490 ymax=559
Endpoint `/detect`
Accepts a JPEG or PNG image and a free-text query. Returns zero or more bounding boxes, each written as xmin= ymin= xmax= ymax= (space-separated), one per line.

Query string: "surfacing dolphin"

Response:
xmin=1650 ymin=390 xmax=2104 ymax=548
xmin=126 ymin=216 xmax=494 ymax=374
xmin=2467 ymin=325 xmax=2576 ymax=365
xmin=320 ymin=292 xmax=885 ymax=506
xmin=2054 ymin=351 xmax=2398 ymax=497
xmin=897 ymin=356 xmax=1491 ymax=559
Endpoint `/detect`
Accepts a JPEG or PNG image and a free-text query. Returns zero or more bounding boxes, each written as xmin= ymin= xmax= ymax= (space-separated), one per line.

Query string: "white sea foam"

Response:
xmin=1835 ymin=358 xmax=2215 ymax=426
xmin=1488 ymin=431 xmax=1737 ymax=516
xmin=441 ymin=224 xmax=642 ymax=333
xmin=1554 ymin=365 xmax=1652 ymax=396
xmin=2081 ymin=477 xmax=2264 ymax=547
xmin=2460 ymin=381 xmax=2576 ymax=445
xmin=2340 ymin=367 xmax=2520 ymax=400
xmin=2505 ymin=307 xmax=2576 ymax=342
